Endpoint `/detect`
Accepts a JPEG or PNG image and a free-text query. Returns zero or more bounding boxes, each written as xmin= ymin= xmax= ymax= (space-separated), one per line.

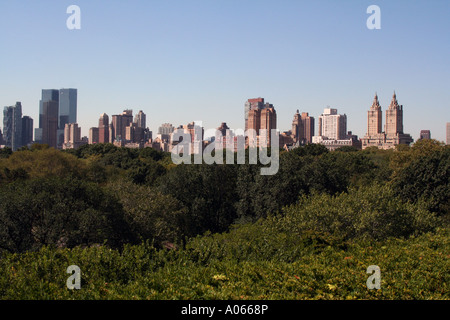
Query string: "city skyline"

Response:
xmin=0 ymin=90 xmax=448 ymax=148
xmin=0 ymin=1 xmax=449 ymax=142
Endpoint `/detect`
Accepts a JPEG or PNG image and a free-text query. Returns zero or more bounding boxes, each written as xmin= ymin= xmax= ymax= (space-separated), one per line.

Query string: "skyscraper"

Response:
xmin=58 ymin=89 xmax=77 ymax=129
xmin=134 ymin=110 xmax=146 ymax=128
xmin=158 ymin=123 xmax=175 ymax=141
xmin=58 ymin=89 xmax=77 ymax=147
xmin=41 ymin=100 xmax=59 ymax=148
xmin=246 ymin=99 xmax=277 ymax=147
xmin=245 ymin=98 xmax=265 ymax=131
xmin=362 ymin=92 xmax=413 ymax=149
xmin=385 ymin=92 xmax=404 ymax=138
xmin=301 ymin=112 xmax=315 ymax=144
xmin=291 ymin=110 xmax=302 ymax=143
xmin=36 ymin=89 xmax=59 ymax=144
xmin=21 ymin=116 xmax=33 ymax=147
xmin=35 ymin=88 xmax=77 ymax=147
xmin=3 ymin=102 xmax=23 ymax=151
xmin=317 ymin=108 xmax=347 ymax=140
xmin=110 ymin=110 xmax=134 ymax=143
xmin=89 ymin=127 xmax=99 ymax=144
xmin=98 ymin=113 xmax=110 ymax=143
xmin=63 ymin=123 xmax=84 ymax=149
xmin=39 ymin=89 xmax=59 ymax=128
xmin=367 ymin=93 xmax=383 ymax=136
xmin=446 ymin=123 xmax=450 ymax=145
xmin=292 ymin=110 xmax=315 ymax=144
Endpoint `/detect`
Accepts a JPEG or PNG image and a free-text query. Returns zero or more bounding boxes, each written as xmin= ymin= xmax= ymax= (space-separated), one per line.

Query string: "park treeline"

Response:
xmin=0 ymin=139 xmax=448 ymax=254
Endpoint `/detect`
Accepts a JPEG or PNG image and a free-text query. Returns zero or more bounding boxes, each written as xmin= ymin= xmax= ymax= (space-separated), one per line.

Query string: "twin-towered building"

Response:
xmin=361 ymin=92 xmax=413 ymax=149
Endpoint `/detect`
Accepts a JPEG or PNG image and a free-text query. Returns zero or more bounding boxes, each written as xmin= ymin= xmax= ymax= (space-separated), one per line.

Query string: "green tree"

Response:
xmin=392 ymin=145 xmax=449 ymax=217
xmin=0 ymin=176 xmax=131 ymax=253
xmin=106 ymin=179 xmax=186 ymax=247
xmin=157 ymin=163 xmax=238 ymax=238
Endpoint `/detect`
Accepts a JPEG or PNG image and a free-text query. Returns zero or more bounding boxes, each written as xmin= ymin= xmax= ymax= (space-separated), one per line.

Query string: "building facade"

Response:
xmin=3 ymin=102 xmax=23 ymax=151
xmin=244 ymin=98 xmax=265 ymax=132
xmin=361 ymin=92 xmax=413 ymax=149
xmin=21 ymin=115 xmax=33 ymax=147
xmin=292 ymin=110 xmax=315 ymax=144
xmin=134 ymin=110 xmax=146 ymax=128
xmin=89 ymin=127 xmax=99 ymax=144
xmin=316 ymin=108 xmax=347 ymax=140
xmin=63 ymin=123 xmax=85 ymax=149
xmin=246 ymin=98 xmax=277 ymax=147
xmin=98 ymin=113 xmax=110 ymax=143
xmin=35 ymin=88 xmax=77 ymax=148
xmin=419 ymin=130 xmax=431 ymax=140
xmin=41 ymin=100 xmax=59 ymax=148
xmin=446 ymin=123 xmax=450 ymax=145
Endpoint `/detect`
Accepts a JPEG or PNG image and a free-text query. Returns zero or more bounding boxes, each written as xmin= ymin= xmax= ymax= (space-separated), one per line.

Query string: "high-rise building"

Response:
xmin=58 ymin=89 xmax=77 ymax=129
xmin=3 ymin=102 xmax=23 ymax=151
xmin=134 ymin=110 xmax=146 ymax=128
xmin=246 ymin=99 xmax=277 ymax=147
xmin=64 ymin=123 xmax=80 ymax=144
xmin=39 ymin=89 xmax=59 ymax=128
xmin=58 ymin=89 xmax=77 ymax=147
xmin=419 ymin=130 xmax=431 ymax=140
xmin=301 ymin=112 xmax=315 ymax=144
xmin=63 ymin=123 xmax=83 ymax=149
xmin=362 ymin=92 xmax=413 ymax=149
xmin=41 ymin=101 xmax=59 ymax=148
xmin=35 ymin=88 xmax=77 ymax=147
xmin=158 ymin=123 xmax=175 ymax=141
xmin=260 ymin=104 xmax=277 ymax=146
xmin=312 ymin=107 xmax=360 ymax=151
xmin=21 ymin=116 xmax=33 ymax=147
xmin=292 ymin=110 xmax=315 ymax=144
xmin=385 ymin=92 xmax=404 ymax=138
xmin=447 ymin=123 xmax=450 ymax=145
xmin=245 ymin=98 xmax=265 ymax=131
xmin=36 ymin=89 xmax=58 ymax=144
xmin=368 ymin=93 xmax=383 ymax=136
xmin=291 ymin=110 xmax=302 ymax=143
xmin=317 ymin=108 xmax=347 ymax=140
xmin=98 ymin=113 xmax=110 ymax=143
xmin=89 ymin=127 xmax=99 ymax=144
xmin=111 ymin=110 xmax=133 ymax=143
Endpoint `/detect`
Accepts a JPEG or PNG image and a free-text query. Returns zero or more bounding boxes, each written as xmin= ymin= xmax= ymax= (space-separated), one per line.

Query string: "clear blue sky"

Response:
xmin=1 ymin=0 xmax=449 ymax=141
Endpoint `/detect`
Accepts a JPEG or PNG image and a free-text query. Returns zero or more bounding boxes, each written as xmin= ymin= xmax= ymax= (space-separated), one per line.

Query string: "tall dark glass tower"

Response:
xmin=58 ymin=88 xmax=77 ymax=129
xmin=35 ymin=88 xmax=77 ymax=147
xmin=22 ymin=116 xmax=34 ymax=147
xmin=58 ymin=88 xmax=77 ymax=147
xmin=36 ymin=89 xmax=59 ymax=144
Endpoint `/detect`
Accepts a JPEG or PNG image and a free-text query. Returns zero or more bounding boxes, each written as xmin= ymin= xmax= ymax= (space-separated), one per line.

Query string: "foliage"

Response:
xmin=391 ymin=144 xmax=449 ymax=216
xmin=0 ymin=227 xmax=448 ymax=300
xmin=156 ymin=163 xmax=239 ymax=238
xmin=105 ymin=180 xmax=185 ymax=247
xmin=0 ymin=176 xmax=130 ymax=253
xmin=0 ymin=141 xmax=448 ymax=300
